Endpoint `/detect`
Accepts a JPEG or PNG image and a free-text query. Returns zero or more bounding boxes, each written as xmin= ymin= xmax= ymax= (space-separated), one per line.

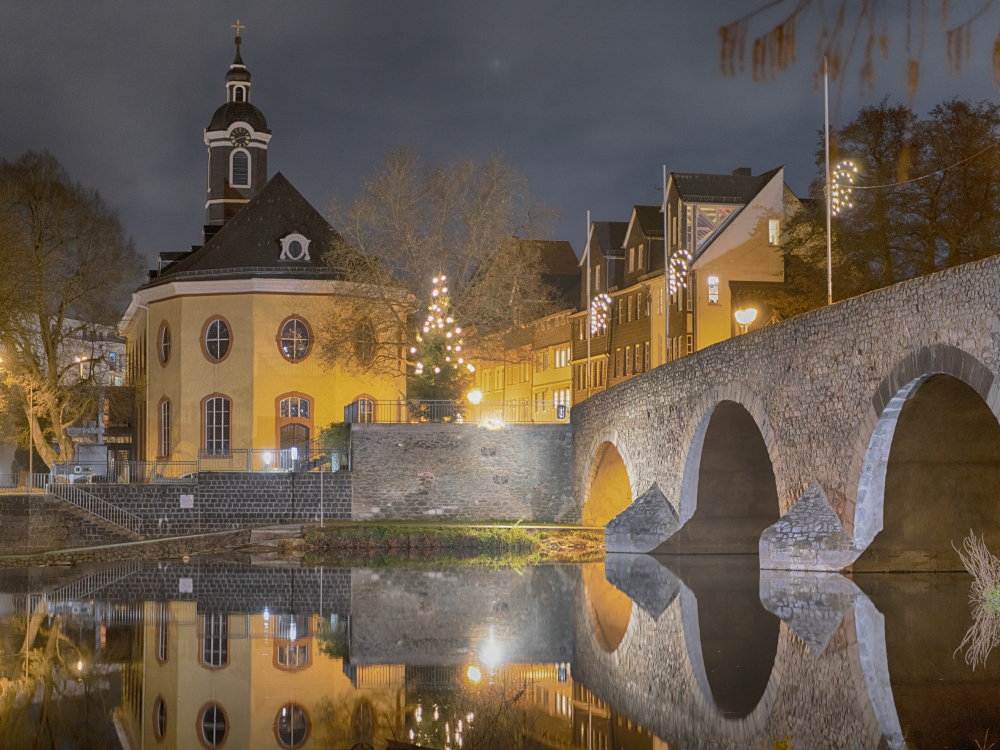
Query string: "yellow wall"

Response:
xmin=647 ymin=276 xmax=667 ymax=368
xmin=139 ymin=292 xmax=405 ymax=461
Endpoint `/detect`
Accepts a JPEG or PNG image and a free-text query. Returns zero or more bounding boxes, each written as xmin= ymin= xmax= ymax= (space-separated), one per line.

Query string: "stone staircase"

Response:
xmin=52 ymin=497 xmax=144 ymax=546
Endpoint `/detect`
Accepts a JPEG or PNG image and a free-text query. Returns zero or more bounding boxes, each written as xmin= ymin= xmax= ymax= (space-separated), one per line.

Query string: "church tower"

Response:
xmin=203 ymin=31 xmax=271 ymax=239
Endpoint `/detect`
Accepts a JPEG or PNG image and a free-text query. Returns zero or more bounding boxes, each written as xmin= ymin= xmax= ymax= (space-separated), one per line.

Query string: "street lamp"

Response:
xmin=467 ymin=389 xmax=483 ymax=405
xmin=734 ymin=307 xmax=758 ymax=335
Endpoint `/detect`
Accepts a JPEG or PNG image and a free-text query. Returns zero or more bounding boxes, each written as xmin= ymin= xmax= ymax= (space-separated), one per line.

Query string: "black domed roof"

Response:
xmin=226 ymin=66 xmax=251 ymax=83
xmin=208 ymin=101 xmax=270 ymax=133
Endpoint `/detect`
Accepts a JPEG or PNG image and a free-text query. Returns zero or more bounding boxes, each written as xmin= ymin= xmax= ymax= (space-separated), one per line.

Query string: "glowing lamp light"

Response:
xmin=467 ymin=389 xmax=483 ymax=405
xmin=289 ymin=619 xmax=297 ymax=642
xmin=263 ymin=451 xmax=273 ymax=466
xmin=290 ymin=446 xmax=298 ymax=461
xmin=466 ymin=665 xmax=482 ymax=684
xmin=263 ymin=608 xmax=270 ymax=623
xmin=734 ymin=307 xmax=758 ymax=334
xmin=77 ymin=661 xmax=83 ymax=672
xmin=483 ymin=641 xmax=501 ymax=667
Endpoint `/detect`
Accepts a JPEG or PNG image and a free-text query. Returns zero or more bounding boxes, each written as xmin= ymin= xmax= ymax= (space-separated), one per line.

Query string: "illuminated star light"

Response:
xmin=831 ymin=160 xmax=858 ymax=216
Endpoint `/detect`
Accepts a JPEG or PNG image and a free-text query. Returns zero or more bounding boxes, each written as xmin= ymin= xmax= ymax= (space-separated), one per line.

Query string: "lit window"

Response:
xmin=204 ymin=397 xmax=230 ymax=454
xmin=628 ymin=296 xmax=633 ymax=322
xmin=638 ymin=243 xmax=644 ymax=268
xmin=200 ymin=704 xmax=227 ymax=747
xmin=109 ymin=352 xmax=117 ymax=370
xmin=708 ymin=276 xmax=720 ymax=305
xmin=769 ymin=219 xmax=781 ymax=246
xmin=205 ymin=319 xmax=230 ymax=361
xmin=276 ymin=705 xmax=309 ymax=748
xmin=629 ymin=247 xmax=634 ymax=272
xmin=280 ymin=397 xmax=310 ymax=419
xmin=280 ymin=318 xmax=311 ymax=361
xmin=595 ymin=265 xmax=601 ymax=291
xmin=356 ymin=398 xmax=373 ymax=424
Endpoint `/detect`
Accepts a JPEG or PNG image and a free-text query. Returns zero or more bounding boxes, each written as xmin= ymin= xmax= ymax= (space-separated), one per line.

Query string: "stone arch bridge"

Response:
xmin=572 ymin=254 xmax=1000 ymax=570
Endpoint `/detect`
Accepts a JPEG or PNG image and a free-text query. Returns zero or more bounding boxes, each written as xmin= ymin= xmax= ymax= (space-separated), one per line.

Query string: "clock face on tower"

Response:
xmin=229 ymin=127 xmax=251 ymax=148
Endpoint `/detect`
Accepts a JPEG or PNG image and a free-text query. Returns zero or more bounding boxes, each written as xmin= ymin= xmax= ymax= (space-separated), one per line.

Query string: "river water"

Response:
xmin=0 ymin=556 xmax=997 ymax=749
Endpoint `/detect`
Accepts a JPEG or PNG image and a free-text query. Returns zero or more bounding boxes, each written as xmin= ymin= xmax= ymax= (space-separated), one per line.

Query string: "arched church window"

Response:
xmin=153 ymin=697 xmax=167 ymax=741
xmin=280 ymin=397 xmax=310 ymax=420
xmin=230 ymin=150 xmax=249 ymax=188
xmin=278 ymin=317 xmax=311 ymax=362
xmin=203 ymin=318 xmax=231 ymax=362
xmin=158 ymin=322 xmax=171 ymax=365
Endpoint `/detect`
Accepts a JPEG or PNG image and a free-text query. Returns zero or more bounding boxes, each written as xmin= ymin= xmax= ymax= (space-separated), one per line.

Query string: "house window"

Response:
xmin=708 ymin=276 xmax=720 ymax=305
xmin=201 ymin=614 xmax=229 ymax=668
xmin=635 ymin=343 xmax=643 ymax=374
xmin=355 ymin=397 xmax=374 ymax=424
xmin=109 ymin=352 xmax=117 ymax=370
xmin=628 ymin=247 xmax=634 ymax=272
xmin=280 ymin=397 xmax=310 ymax=419
xmin=277 ymin=643 xmax=309 ymax=669
xmin=638 ymin=244 xmax=644 ymax=269
xmin=159 ymin=399 xmax=171 ymax=458
xmin=276 ymin=705 xmax=310 ymax=748
xmin=769 ymin=219 xmax=781 ymax=246
xmin=645 ymin=341 xmax=650 ymax=371
xmin=626 ymin=345 xmax=633 ymax=376
xmin=279 ymin=317 xmax=311 ymax=362
xmin=687 ymin=334 xmax=693 ymax=354
xmin=615 ymin=348 xmax=621 ymax=378
xmin=231 ymin=149 xmax=250 ymax=188
xmin=203 ymin=318 xmax=231 ymax=361
xmin=628 ymin=296 xmax=633 ymax=322
xmin=200 ymin=704 xmax=228 ymax=747
xmin=204 ymin=396 xmax=231 ymax=454
xmin=687 ymin=278 xmax=694 ymax=310
xmin=595 ymin=265 xmax=602 ymax=291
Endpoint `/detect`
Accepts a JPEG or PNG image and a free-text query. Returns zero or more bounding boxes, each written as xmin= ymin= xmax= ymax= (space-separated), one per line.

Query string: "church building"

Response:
xmin=118 ymin=35 xmax=404 ymax=463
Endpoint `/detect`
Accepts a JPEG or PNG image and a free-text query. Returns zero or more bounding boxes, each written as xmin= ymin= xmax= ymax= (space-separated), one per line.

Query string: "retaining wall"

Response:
xmin=349 ymin=423 xmax=575 ymax=522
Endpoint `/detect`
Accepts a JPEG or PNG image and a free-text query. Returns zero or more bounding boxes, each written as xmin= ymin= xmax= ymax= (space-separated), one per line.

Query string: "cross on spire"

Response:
xmin=231 ymin=19 xmax=245 ymax=37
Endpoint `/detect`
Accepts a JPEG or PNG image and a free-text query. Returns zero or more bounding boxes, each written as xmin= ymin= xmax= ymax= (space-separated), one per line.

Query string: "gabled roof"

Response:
xmin=691 ymin=166 xmax=785 ymax=262
xmin=632 ymin=205 xmax=664 ymax=239
xmin=147 ymin=172 xmax=341 ymax=288
xmin=524 ymin=240 xmax=579 ymax=309
xmin=671 ymin=166 xmax=782 ymax=205
xmin=581 ymin=221 xmax=628 ymax=266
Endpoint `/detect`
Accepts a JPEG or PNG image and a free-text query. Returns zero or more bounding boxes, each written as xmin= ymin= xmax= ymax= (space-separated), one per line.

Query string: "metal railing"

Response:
xmin=52 ymin=460 xmax=199 ymax=485
xmin=344 ymin=399 xmax=570 ymax=425
xmin=46 ymin=481 xmax=143 ymax=535
xmin=0 ymin=473 xmax=51 ymax=494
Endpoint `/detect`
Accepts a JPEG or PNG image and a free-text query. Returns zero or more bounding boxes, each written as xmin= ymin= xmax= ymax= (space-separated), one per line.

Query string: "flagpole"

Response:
xmin=585 ymin=210 xmax=591 ymax=395
xmin=825 ymin=55 xmax=833 ymax=306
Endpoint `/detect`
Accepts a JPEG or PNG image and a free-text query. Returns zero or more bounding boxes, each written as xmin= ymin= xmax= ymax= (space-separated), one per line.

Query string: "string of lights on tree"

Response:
xmin=411 ymin=275 xmax=474 ymax=376
xmin=590 ymin=293 xmax=612 ymax=334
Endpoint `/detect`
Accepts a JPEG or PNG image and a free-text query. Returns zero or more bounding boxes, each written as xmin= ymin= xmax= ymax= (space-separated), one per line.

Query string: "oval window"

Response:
xmin=205 ymin=319 xmax=230 ymax=361
xmin=153 ymin=697 xmax=167 ymax=741
xmin=287 ymin=240 xmax=303 ymax=259
xmin=280 ymin=318 xmax=310 ymax=362
xmin=159 ymin=323 xmax=171 ymax=365
xmin=200 ymin=704 xmax=227 ymax=747
xmin=275 ymin=704 xmax=309 ymax=748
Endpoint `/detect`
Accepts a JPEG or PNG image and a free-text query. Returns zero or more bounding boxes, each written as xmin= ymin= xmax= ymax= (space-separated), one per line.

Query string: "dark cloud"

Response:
xmin=2 ymin=1 xmax=997 ymax=265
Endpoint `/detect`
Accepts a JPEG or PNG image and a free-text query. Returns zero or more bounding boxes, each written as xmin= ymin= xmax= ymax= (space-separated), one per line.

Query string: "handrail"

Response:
xmin=46 ymin=482 xmax=143 ymax=536
xmin=344 ymin=399 xmax=571 ymax=425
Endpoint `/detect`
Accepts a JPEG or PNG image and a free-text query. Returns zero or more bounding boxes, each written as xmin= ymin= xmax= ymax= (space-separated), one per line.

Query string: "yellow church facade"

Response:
xmin=119 ymin=37 xmax=403 ymax=463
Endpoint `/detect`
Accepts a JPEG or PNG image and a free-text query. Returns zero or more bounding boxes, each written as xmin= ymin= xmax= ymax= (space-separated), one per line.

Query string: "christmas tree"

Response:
xmin=408 ymin=275 xmax=474 ymax=402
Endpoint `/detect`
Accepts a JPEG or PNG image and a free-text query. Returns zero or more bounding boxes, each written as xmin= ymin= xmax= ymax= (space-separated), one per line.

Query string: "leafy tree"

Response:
xmin=0 ymin=151 xmax=143 ymax=465
xmin=762 ymin=98 xmax=1000 ymax=320
xmin=318 ymin=150 xmax=559 ymax=380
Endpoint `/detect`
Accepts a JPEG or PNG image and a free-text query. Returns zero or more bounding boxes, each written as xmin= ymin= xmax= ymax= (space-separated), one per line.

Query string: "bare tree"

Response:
xmin=0 ymin=151 xmax=143 ymax=466
xmin=319 ymin=150 xmax=560 ymax=380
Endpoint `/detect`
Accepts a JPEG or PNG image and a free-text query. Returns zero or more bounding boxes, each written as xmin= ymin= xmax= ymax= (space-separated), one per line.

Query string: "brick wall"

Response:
xmin=350 ymin=423 xmax=575 ymax=522
xmin=82 ymin=471 xmax=352 ymax=537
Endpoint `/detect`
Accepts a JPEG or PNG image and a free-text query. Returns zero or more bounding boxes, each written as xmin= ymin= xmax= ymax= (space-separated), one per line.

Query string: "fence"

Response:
xmin=0 ymin=473 xmax=51 ymax=494
xmin=344 ymin=399 xmax=570 ymax=425
xmin=45 ymin=481 xmax=143 ymax=535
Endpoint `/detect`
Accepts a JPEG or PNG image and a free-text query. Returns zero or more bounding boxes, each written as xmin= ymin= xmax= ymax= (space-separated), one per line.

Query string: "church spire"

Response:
xmin=225 ymin=26 xmax=251 ymax=103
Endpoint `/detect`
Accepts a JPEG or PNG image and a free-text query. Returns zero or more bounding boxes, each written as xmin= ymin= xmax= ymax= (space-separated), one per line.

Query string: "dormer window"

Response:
xmin=279 ymin=233 xmax=312 ymax=262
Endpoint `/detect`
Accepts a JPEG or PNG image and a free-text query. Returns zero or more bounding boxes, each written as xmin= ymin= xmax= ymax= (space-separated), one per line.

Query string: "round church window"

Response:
xmin=279 ymin=317 xmax=311 ymax=362
xmin=202 ymin=317 xmax=232 ymax=362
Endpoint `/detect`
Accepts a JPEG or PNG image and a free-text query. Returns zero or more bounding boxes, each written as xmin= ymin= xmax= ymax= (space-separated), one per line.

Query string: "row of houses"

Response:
xmin=470 ymin=166 xmax=797 ymax=416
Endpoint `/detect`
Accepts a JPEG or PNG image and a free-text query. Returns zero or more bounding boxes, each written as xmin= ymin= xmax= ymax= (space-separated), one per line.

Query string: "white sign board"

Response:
xmin=179 ymin=494 xmax=194 ymax=508
xmin=178 ymin=578 xmax=193 ymax=594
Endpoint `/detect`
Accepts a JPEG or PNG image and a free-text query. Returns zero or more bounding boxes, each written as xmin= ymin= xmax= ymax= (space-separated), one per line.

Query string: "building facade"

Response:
xmin=118 ymin=37 xmax=404 ymax=462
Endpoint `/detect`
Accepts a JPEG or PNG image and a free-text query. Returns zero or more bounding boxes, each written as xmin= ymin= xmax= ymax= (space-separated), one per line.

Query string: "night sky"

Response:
xmin=2 ymin=1 xmax=998 ymax=266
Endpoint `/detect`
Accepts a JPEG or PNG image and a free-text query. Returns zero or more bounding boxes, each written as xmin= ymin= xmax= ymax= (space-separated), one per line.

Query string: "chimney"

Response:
xmin=732 ymin=167 xmax=752 ymax=177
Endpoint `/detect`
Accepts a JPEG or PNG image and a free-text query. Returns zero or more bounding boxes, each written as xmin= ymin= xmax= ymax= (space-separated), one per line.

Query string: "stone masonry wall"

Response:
xmin=349 ymin=423 xmax=574 ymax=522
xmin=573 ymin=254 xmax=1000 ymax=566
xmin=81 ymin=471 xmax=352 ymax=537
xmin=0 ymin=494 xmax=136 ymax=553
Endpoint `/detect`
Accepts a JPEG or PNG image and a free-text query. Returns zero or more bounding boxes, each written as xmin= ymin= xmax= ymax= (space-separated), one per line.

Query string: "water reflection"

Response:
xmin=0 ymin=558 xmax=996 ymax=748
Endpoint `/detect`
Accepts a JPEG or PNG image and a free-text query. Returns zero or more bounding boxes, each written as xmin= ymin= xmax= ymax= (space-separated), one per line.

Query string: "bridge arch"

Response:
xmin=581 ymin=428 xmax=636 ymax=526
xmin=659 ymin=384 xmax=781 ymax=554
xmin=581 ymin=562 xmax=633 ymax=653
xmin=853 ymin=345 xmax=1000 ymax=570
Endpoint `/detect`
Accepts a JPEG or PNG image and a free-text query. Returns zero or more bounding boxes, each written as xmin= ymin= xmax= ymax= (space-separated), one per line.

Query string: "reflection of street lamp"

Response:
xmin=734 ymin=307 xmax=758 ymax=335
xmin=466 ymin=389 xmax=483 ymax=405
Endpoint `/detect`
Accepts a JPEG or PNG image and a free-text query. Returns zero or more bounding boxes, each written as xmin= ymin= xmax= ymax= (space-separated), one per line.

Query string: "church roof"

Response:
xmin=207 ymin=101 xmax=270 ymax=133
xmin=146 ymin=172 xmax=341 ymax=287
